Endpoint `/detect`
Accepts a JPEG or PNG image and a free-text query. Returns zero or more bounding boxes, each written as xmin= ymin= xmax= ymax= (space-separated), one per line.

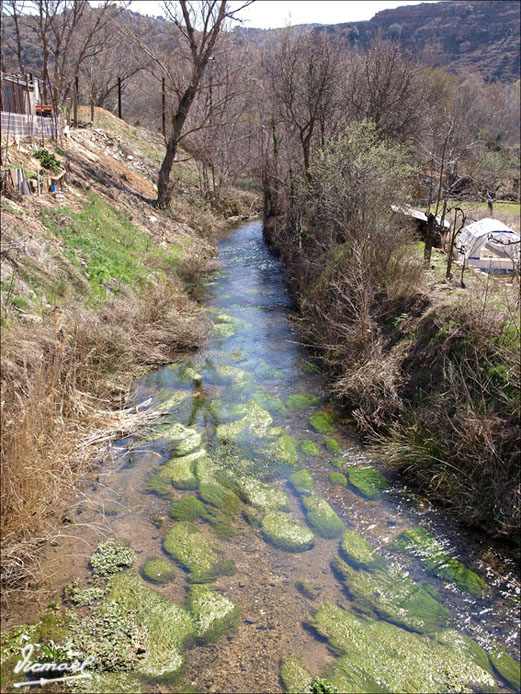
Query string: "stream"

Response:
xmin=7 ymin=220 xmax=520 ymax=693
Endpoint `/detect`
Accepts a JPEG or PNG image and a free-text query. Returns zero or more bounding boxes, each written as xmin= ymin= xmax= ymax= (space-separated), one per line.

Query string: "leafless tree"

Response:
xmin=2 ymin=0 xmax=27 ymax=74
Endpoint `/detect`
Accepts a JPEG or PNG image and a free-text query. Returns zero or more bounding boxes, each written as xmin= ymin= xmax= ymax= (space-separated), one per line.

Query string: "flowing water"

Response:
xmin=6 ymin=220 xmax=520 ymax=693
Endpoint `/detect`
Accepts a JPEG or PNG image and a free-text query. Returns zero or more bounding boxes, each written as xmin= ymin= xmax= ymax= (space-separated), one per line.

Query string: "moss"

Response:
xmin=151 ymin=423 xmax=203 ymax=456
xmin=195 ymin=455 xmax=222 ymax=485
xmin=340 ymin=531 xmax=386 ymax=571
xmin=261 ymin=511 xmax=315 ymax=552
xmin=309 ymin=412 xmax=336 ymax=434
xmin=295 ymin=579 xmax=319 ymax=600
xmin=90 ymin=540 xmax=135 ymax=576
xmin=302 ymin=495 xmax=344 ymax=539
xmin=188 ymin=585 xmax=238 ymax=643
xmin=146 ymin=472 xmax=174 ymax=499
xmin=324 ymin=438 xmax=341 ymax=454
xmin=170 ymin=495 xmax=207 ymax=521
xmin=107 ymin=571 xmax=194 ymax=678
xmin=141 ymin=559 xmax=175 ymax=584
xmin=252 ymin=392 xmax=287 ymax=416
xmin=65 ymin=580 xmax=106 ymax=606
xmin=289 ymin=468 xmax=314 ymax=495
xmin=488 ymin=644 xmax=521 ymax=690
xmin=237 ymin=476 xmax=290 ymax=512
xmin=301 ymin=439 xmax=319 ymax=456
xmin=347 ymin=467 xmax=388 ymax=499
xmin=198 ymin=483 xmax=241 ymax=517
xmin=156 ymin=455 xmax=199 ymax=490
xmin=72 ymin=671 xmax=148 ymax=693
xmin=268 ymin=434 xmax=299 ymax=466
xmin=312 ymin=603 xmax=495 ymax=693
xmin=213 ymin=322 xmax=235 ymax=339
xmin=328 ymin=472 xmax=347 ymax=486
xmin=163 ymin=522 xmax=222 ymax=582
xmin=330 ymin=458 xmax=346 ymax=469
xmin=391 ymin=526 xmax=487 ymax=596
xmin=280 ymin=658 xmax=313 ymax=693
xmin=157 ymin=390 xmax=191 ymax=410
xmin=334 ymin=557 xmax=452 ymax=633
xmin=212 ymin=365 xmax=250 ymax=388
xmin=286 ymin=394 xmax=321 ymax=409
xmin=216 ymin=400 xmax=273 ymax=442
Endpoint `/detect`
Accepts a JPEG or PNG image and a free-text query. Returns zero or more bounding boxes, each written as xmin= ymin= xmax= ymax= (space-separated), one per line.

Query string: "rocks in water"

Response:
xmin=300 ymin=439 xmax=319 ymax=456
xmin=268 ymin=434 xmax=299 ymax=466
xmin=212 ymin=313 xmax=250 ymax=339
xmin=151 ymin=454 xmax=199 ymax=491
xmin=141 ymin=558 xmax=175 ymax=584
xmin=324 ymin=438 xmax=341 ymax=454
xmin=158 ymin=390 xmax=191 ymax=410
xmin=252 ymin=392 xmax=287 ymax=416
xmin=188 ymin=584 xmax=238 ymax=643
xmin=163 ymin=522 xmax=232 ymax=583
xmin=311 ymin=602 xmax=495 ymax=693
xmin=347 ymin=466 xmax=388 ymax=499
xmin=295 ymin=579 xmax=320 ymax=600
xmin=211 ymin=365 xmax=250 ymax=389
xmin=213 ymin=322 xmax=235 ymax=339
xmin=488 ymin=644 xmax=521 ymax=690
xmin=90 ymin=540 xmax=135 ymax=577
xmin=286 ymin=394 xmax=321 ymax=409
xmin=216 ymin=400 xmax=273 ymax=442
xmin=237 ymin=476 xmax=290 ymax=513
xmin=391 ymin=526 xmax=488 ymax=596
xmin=289 ymin=468 xmax=314 ymax=495
xmin=302 ymin=495 xmax=344 ymax=539
xmin=309 ymin=412 xmax=336 ymax=434
xmin=280 ymin=658 xmax=313 ymax=693
xmin=148 ymin=422 xmax=202 ymax=456
xmin=329 ymin=472 xmax=347 ymax=487
xmin=340 ymin=531 xmax=386 ymax=572
xmin=334 ymin=556 xmax=452 ymax=633
xmin=261 ymin=511 xmax=315 ymax=552
xmin=169 ymin=495 xmax=207 ymax=521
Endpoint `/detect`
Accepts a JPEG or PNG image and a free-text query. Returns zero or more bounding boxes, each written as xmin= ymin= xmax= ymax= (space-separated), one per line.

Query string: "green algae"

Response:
xmin=163 ymin=522 xmax=227 ymax=583
xmin=213 ymin=364 xmax=251 ymax=388
xmin=295 ymin=579 xmax=320 ymax=600
xmin=141 ymin=559 xmax=175 ymax=584
xmin=261 ymin=511 xmax=315 ymax=552
xmin=154 ymin=455 xmax=199 ymax=491
xmin=90 ymin=540 xmax=135 ymax=576
xmin=312 ymin=602 xmax=495 ymax=693
xmin=302 ymin=495 xmax=344 ymax=538
xmin=309 ymin=412 xmax=336 ymax=434
xmin=148 ymin=422 xmax=202 ymax=456
xmin=199 ymin=483 xmax=241 ymax=516
xmin=195 ymin=455 xmax=222 ymax=485
xmin=391 ymin=526 xmax=488 ymax=596
xmin=237 ymin=476 xmax=290 ymax=512
xmin=72 ymin=671 xmax=148 ymax=693
xmin=488 ymin=644 xmax=521 ymax=690
xmin=330 ymin=458 xmax=347 ymax=469
xmin=301 ymin=439 xmax=319 ymax=456
xmin=328 ymin=472 xmax=347 ymax=486
xmin=216 ymin=400 xmax=273 ymax=442
xmin=170 ymin=495 xmax=207 ymax=521
xmin=324 ymin=438 xmax=341 ymax=454
xmin=158 ymin=390 xmax=191 ymax=410
xmin=280 ymin=658 xmax=313 ymax=693
xmin=347 ymin=466 xmax=388 ymax=499
xmin=107 ymin=571 xmax=194 ymax=678
xmin=334 ymin=557 xmax=452 ymax=633
xmin=286 ymin=394 xmax=321 ymax=409
xmin=340 ymin=531 xmax=386 ymax=571
xmin=188 ymin=585 xmax=238 ymax=643
xmin=252 ymin=392 xmax=287 ymax=416
xmin=268 ymin=434 xmax=299 ymax=466
xmin=289 ymin=468 xmax=314 ymax=495
xmin=213 ymin=322 xmax=235 ymax=338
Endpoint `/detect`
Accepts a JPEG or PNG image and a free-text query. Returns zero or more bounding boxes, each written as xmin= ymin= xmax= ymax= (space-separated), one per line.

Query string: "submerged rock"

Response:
xmin=328 ymin=472 xmax=347 ymax=487
xmin=155 ymin=454 xmax=199 ymax=491
xmin=188 ymin=584 xmax=238 ymax=643
xmin=212 ymin=364 xmax=251 ymax=389
xmin=169 ymin=495 xmax=207 ymax=521
xmin=289 ymin=468 xmax=314 ymax=495
xmin=312 ymin=602 xmax=495 ymax=693
xmin=148 ymin=422 xmax=202 ymax=456
xmin=158 ymin=390 xmax=192 ymax=410
xmin=261 ymin=511 xmax=315 ymax=552
xmin=252 ymin=391 xmax=287 ymax=416
xmin=334 ymin=557 xmax=452 ymax=633
xmin=237 ymin=476 xmax=290 ymax=512
xmin=324 ymin=438 xmax=341 ymax=454
xmin=280 ymin=658 xmax=313 ymax=693
xmin=163 ymin=522 xmax=229 ymax=582
xmin=216 ymin=400 xmax=273 ymax=442
xmin=391 ymin=526 xmax=488 ymax=596
xmin=302 ymin=495 xmax=344 ymax=539
xmin=488 ymin=644 xmax=521 ymax=690
xmin=141 ymin=558 xmax=175 ymax=584
xmin=300 ymin=439 xmax=319 ymax=456
xmin=347 ymin=466 xmax=388 ymax=499
xmin=268 ymin=434 xmax=299 ymax=466
xmin=286 ymin=394 xmax=321 ymax=409
xmin=340 ymin=531 xmax=386 ymax=572
xmin=309 ymin=412 xmax=336 ymax=434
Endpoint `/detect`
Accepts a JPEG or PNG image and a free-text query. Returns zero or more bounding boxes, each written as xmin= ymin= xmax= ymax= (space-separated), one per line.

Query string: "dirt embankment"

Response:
xmin=0 ymin=107 xmax=260 ymax=599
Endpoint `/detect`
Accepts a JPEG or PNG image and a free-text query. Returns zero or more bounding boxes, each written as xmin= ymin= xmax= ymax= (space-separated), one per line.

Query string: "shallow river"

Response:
xmin=14 ymin=220 xmax=520 ymax=693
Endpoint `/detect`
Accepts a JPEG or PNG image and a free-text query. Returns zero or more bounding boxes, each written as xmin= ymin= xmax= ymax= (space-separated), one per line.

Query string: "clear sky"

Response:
xmin=129 ymin=1 xmax=442 ymax=28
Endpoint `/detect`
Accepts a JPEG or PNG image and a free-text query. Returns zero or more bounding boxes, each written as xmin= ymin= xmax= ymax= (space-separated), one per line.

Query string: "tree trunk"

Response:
xmin=424 ymin=213 xmax=436 ymax=266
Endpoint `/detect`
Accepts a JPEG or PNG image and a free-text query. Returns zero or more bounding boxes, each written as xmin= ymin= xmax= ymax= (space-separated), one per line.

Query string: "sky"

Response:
xmin=129 ymin=1 xmax=442 ymax=28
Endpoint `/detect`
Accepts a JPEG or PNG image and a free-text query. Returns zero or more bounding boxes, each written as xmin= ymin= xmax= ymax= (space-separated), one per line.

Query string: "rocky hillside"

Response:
xmin=317 ymin=0 xmax=520 ymax=82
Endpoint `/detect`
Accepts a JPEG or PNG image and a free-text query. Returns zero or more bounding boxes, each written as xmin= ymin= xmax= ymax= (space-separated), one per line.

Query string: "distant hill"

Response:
xmin=315 ymin=0 xmax=520 ymax=83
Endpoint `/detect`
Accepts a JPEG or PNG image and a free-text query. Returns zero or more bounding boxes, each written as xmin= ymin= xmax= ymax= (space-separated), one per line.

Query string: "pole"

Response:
xmin=162 ymin=76 xmax=166 ymax=137
xmin=118 ymin=77 xmax=122 ymax=120
xmin=73 ymin=75 xmax=78 ymax=128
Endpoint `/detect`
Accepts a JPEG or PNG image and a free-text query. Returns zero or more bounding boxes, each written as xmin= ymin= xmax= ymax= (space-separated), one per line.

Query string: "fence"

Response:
xmin=1 ymin=111 xmax=62 ymax=139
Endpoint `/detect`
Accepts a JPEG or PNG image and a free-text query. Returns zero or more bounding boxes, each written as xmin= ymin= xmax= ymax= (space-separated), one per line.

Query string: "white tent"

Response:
xmin=455 ymin=218 xmax=520 ymax=274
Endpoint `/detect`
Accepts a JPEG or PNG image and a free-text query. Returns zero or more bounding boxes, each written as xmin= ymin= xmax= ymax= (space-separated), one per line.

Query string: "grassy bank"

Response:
xmin=0 ymin=108 xmax=259 ymax=598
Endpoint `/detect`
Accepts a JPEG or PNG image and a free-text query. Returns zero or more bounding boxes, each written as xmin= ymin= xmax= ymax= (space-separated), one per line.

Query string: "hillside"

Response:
xmin=316 ymin=0 xmax=520 ymax=82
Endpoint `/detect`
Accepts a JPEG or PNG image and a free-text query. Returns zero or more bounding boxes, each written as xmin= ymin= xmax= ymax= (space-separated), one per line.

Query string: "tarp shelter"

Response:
xmin=455 ymin=218 xmax=520 ymax=274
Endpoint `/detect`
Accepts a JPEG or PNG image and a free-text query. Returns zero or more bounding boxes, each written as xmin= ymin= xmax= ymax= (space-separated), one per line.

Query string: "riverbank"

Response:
xmin=0 ymin=107 xmax=259 ymax=599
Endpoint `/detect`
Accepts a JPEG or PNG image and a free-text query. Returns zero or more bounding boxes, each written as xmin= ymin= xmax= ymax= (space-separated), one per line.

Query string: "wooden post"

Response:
xmin=73 ymin=75 xmax=78 ymax=128
xmin=118 ymin=77 xmax=122 ymax=119
xmin=162 ymin=76 xmax=166 ymax=137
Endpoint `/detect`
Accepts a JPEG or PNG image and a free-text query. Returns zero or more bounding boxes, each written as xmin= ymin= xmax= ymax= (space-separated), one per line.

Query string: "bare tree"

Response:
xmin=2 ymin=0 xmax=27 ymax=74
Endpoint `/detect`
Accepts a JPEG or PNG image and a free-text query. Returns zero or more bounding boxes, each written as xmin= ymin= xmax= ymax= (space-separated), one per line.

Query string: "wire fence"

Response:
xmin=1 ymin=111 xmax=62 ymax=139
